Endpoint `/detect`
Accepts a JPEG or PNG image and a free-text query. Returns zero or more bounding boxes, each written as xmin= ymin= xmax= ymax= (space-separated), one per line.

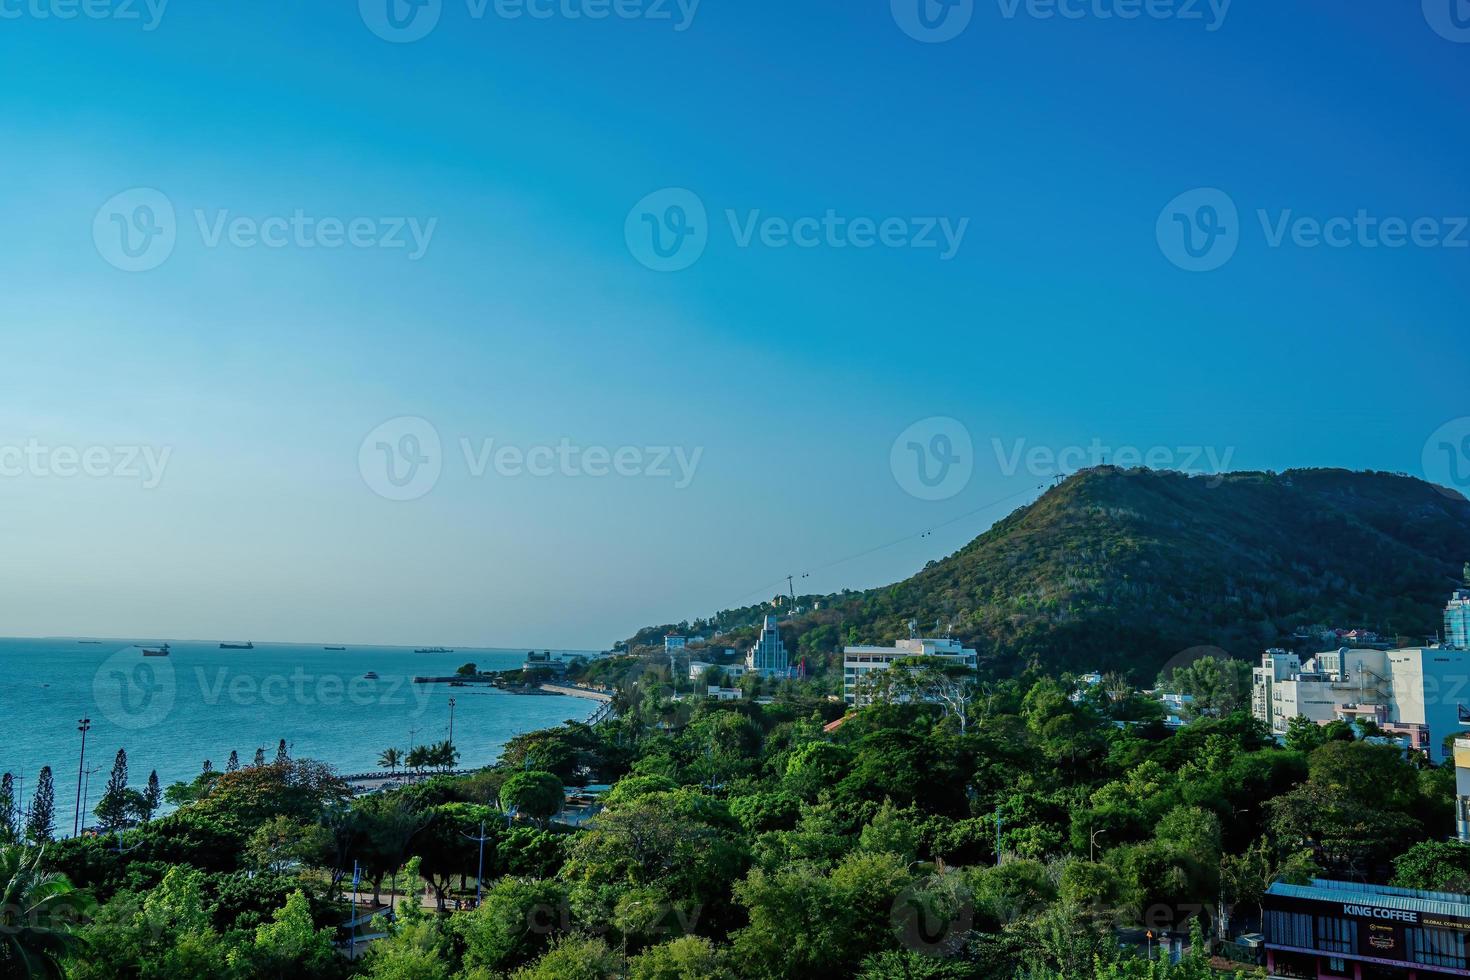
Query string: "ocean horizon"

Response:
xmin=0 ymin=637 xmax=605 ymax=826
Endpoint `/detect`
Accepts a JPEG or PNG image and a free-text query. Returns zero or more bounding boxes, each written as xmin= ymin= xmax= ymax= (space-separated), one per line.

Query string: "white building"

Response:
xmin=1157 ymin=692 xmax=1195 ymax=728
xmin=1251 ymin=645 xmax=1470 ymax=763
xmin=745 ymin=616 xmax=791 ymax=679
xmin=843 ymin=637 xmax=977 ymax=706
xmin=688 ymin=661 xmax=746 ymax=682
xmin=1455 ymin=737 xmax=1470 ymax=842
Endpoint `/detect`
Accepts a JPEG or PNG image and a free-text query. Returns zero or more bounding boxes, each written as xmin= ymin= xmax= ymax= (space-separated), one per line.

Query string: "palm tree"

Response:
xmin=0 ymin=845 xmax=91 ymax=977
xmin=405 ymin=745 xmax=430 ymax=780
xmin=378 ymin=748 xmax=402 ymax=775
xmin=429 ymin=741 xmax=459 ymax=773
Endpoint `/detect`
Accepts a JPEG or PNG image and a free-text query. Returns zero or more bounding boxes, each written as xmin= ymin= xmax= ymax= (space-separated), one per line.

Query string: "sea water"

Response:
xmin=0 ymin=637 xmax=599 ymax=806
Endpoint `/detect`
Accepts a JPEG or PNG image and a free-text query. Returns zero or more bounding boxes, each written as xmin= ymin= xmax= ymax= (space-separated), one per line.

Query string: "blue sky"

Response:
xmin=0 ymin=1 xmax=1466 ymax=647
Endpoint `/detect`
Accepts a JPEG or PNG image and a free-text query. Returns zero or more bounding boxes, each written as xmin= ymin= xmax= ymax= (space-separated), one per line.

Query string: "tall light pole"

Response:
xmin=447 ymin=698 xmax=456 ymax=746
xmin=461 ymin=819 xmax=493 ymax=908
xmin=73 ymin=717 xmax=91 ymax=838
xmin=80 ymin=764 xmax=101 ymax=835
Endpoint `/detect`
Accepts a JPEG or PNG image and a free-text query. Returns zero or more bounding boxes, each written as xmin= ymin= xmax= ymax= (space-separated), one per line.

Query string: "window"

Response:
xmin=1314 ymin=915 xmax=1356 ymax=954
xmin=1407 ymin=927 xmax=1466 ymax=969
xmin=1266 ymin=911 xmax=1313 ymax=949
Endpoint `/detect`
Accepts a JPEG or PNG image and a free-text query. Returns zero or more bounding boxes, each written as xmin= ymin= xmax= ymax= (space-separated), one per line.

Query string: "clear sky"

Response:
xmin=0 ymin=1 xmax=1466 ymax=648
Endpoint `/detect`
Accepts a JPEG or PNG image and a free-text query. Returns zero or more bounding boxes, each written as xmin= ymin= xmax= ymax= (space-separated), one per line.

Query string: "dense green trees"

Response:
xmin=21 ymin=661 xmax=1465 ymax=980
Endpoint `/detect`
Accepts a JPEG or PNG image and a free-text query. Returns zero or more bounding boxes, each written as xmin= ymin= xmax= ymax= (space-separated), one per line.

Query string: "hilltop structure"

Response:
xmin=744 ymin=616 xmax=790 ymax=679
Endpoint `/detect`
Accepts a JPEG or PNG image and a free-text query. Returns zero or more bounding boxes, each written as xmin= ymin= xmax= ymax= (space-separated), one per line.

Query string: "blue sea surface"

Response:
xmin=0 ymin=638 xmax=600 ymax=811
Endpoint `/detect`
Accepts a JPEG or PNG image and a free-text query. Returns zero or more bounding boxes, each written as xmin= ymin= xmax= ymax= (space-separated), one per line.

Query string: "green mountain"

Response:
xmin=640 ymin=467 xmax=1470 ymax=679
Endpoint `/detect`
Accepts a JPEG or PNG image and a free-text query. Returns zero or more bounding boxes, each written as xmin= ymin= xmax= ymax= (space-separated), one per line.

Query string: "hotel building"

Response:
xmin=843 ymin=636 xmax=978 ymax=705
xmin=1448 ymin=590 xmax=1470 ymax=650
xmin=1251 ymin=645 xmax=1470 ymax=764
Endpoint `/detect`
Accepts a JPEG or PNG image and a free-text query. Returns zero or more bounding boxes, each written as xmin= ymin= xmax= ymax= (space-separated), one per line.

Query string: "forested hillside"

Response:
xmin=631 ymin=468 xmax=1470 ymax=678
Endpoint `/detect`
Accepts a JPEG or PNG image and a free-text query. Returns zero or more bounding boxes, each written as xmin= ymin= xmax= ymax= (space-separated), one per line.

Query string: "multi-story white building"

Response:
xmin=1251 ymin=644 xmax=1470 ymax=763
xmin=1454 ymin=737 xmax=1470 ymax=842
xmin=843 ymin=637 xmax=977 ymax=706
xmin=688 ymin=661 xmax=746 ymax=682
xmin=1447 ymin=589 xmax=1470 ymax=650
xmin=745 ymin=616 xmax=791 ymax=679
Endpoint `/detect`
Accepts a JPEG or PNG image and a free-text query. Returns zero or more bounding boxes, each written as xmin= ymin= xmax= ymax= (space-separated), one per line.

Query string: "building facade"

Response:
xmin=843 ymin=637 xmax=978 ymax=705
xmin=1456 ymin=737 xmax=1470 ymax=844
xmin=688 ymin=661 xmax=746 ymax=682
xmin=1448 ymin=590 xmax=1470 ymax=650
xmin=1251 ymin=645 xmax=1470 ymax=763
xmin=745 ymin=616 xmax=791 ymax=679
xmin=1263 ymin=879 xmax=1470 ymax=978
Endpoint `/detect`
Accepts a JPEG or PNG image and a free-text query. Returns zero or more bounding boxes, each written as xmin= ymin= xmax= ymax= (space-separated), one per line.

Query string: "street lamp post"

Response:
xmin=73 ymin=717 xmax=91 ymax=838
xmin=461 ymin=819 xmax=493 ymax=908
xmin=80 ymin=764 xmax=101 ymax=835
xmin=448 ymin=698 xmax=456 ymax=746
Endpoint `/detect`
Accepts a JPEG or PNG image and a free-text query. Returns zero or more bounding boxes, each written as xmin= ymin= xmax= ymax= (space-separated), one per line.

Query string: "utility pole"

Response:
xmin=349 ymin=860 xmax=360 ymax=959
xmin=80 ymin=765 xmax=101 ymax=835
xmin=461 ymin=820 xmax=494 ymax=908
xmin=73 ymin=717 xmax=91 ymax=838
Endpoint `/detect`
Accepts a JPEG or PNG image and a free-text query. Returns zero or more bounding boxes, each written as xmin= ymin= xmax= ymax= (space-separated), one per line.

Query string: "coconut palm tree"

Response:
xmin=428 ymin=740 xmax=459 ymax=773
xmin=405 ymin=745 xmax=430 ymax=780
xmin=377 ymin=747 xmax=402 ymax=776
xmin=0 ymin=845 xmax=91 ymax=978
